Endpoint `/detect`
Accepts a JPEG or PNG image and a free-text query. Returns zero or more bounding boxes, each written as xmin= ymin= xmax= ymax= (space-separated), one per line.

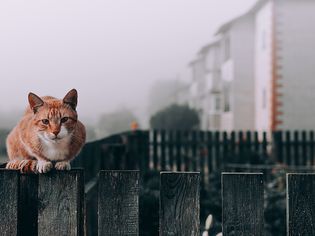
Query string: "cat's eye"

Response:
xmin=42 ymin=119 xmax=49 ymax=125
xmin=61 ymin=117 xmax=69 ymax=123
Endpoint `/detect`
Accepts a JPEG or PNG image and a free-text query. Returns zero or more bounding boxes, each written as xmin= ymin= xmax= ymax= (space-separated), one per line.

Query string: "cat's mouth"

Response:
xmin=52 ymin=137 xmax=61 ymax=140
xmin=51 ymin=136 xmax=63 ymax=141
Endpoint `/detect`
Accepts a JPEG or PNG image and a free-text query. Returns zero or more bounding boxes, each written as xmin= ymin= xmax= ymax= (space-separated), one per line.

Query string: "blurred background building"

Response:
xmin=174 ymin=0 xmax=315 ymax=132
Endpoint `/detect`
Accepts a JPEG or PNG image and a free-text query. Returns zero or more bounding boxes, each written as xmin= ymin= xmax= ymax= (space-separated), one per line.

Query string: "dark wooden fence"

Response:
xmin=72 ymin=130 xmax=315 ymax=184
xmin=65 ymin=130 xmax=315 ymax=235
xmin=149 ymin=130 xmax=315 ymax=170
xmin=1 ymin=130 xmax=315 ymax=235
xmin=78 ymin=130 xmax=315 ymax=174
xmin=1 ymin=169 xmax=315 ymax=235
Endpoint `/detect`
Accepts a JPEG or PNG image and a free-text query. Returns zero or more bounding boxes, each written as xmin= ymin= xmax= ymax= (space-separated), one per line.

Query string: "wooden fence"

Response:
xmin=75 ymin=130 xmax=315 ymax=174
xmin=1 ymin=169 xmax=315 ymax=235
xmin=1 ymin=130 xmax=315 ymax=235
xmin=66 ymin=130 xmax=315 ymax=235
xmin=72 ymin=130 xmax=315 ymax=185
xmin=149 ymin=130 xmax=315 ymax=170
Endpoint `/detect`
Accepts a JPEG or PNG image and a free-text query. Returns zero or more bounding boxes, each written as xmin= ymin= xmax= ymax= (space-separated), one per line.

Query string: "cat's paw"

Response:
xmin=6 ymin=160 xmax=37 ymax=173
xmin=55 ymin=161 xmax=71 ymax=171
xmin=36 ymin=160 xmax=53 ymax=173
xmin=6 ymin=160 xmax=19 ymax=170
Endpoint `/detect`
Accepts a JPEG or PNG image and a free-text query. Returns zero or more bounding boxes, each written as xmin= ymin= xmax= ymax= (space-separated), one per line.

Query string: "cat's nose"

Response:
xmin=52 ymin=130 xmax=60 ymax=136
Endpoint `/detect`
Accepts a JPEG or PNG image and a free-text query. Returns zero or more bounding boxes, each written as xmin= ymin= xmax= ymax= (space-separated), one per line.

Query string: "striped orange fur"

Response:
xmin=6 ymin=89 xmax=86 ymax=173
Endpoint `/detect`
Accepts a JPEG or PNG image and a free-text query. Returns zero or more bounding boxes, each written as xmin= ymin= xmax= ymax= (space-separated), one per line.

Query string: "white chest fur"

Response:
xmin=41 ymin=137 xmax=70 ymax=161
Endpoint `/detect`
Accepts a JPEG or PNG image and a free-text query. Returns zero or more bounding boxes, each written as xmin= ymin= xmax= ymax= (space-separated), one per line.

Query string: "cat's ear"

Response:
xmin=28 ymin=92 xmax=44 ymax=114
xmin=63 ymin=89 xmax=77 ymax=110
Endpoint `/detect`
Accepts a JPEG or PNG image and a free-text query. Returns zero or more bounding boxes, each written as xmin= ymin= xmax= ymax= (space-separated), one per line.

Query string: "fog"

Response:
xmin=0 ymin=0 xmax=256 ymax=127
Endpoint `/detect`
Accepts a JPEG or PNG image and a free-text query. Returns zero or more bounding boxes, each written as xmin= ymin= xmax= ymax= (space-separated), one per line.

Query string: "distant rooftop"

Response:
xmin=215 ymin=0 xmax=267 ymax=34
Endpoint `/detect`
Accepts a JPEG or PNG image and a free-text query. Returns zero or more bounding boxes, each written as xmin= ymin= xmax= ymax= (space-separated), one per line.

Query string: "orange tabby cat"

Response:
xmin=6 ymin=89 xmax=86 ymax=173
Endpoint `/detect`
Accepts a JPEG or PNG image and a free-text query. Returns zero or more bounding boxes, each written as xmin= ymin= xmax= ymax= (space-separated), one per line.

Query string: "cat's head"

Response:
xmin=28 ymin=89 xmax=79 ymax=142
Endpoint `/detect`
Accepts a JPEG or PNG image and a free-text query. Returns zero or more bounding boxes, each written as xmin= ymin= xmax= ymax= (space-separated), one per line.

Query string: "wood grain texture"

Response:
xmin=0 ymin=170 xmax=19 ymax=236
xmin=222 ymin=173 xmax=264 ymax=236
xmin=85 ymin=178 xmax=98 ymax=236
xmin=38 ymin=169 xmax=84 ymax=236
xmin=160 ymin=172 xmax=200 ymax=236
xmin=98 ymin=170 xmax=139 ymax=236
xmin=18 ymin=174 xmax=39 ymax=236
xmin=287 ymin=174 xmax=315 ymax=236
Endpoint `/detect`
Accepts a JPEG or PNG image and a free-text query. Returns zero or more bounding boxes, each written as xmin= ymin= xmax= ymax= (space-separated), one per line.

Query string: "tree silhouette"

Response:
xmin=150 ymin=104 xmax=199 ymax=130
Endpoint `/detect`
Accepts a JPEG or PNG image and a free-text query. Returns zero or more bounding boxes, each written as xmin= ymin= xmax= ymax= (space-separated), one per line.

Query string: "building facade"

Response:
xmin=255 ymin=0 xmax=315 ymax=131
xmin=217 ymin=12 xmax=256 ymax=131
xmin=185 ymin=0 xmax=315 ymax=132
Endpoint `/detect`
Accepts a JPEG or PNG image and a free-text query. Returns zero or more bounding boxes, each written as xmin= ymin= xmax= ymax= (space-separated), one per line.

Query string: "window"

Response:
xmin=209 ymin=94 xmax=221 ymax=113
xmin=262 ymin=88 xmax=267 ymax=109
xmin=224 ymin=37 xmax=231 ymax=61
xmin=261 ymin=30 xmax=266 ymax=50
xmin=223 ymin=82 xmax=232 ymax=112
xmin=215 ymin=95 xmax=221 ymax=112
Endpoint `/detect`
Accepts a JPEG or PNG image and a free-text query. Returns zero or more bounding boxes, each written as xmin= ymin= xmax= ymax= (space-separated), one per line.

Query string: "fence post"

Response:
xmin=0 ymin=170 xmax=19 ymax=236
xmin=287 ymin=174 xmax=315 ymax=235
xmin=168 ymin=130 xmax=175 ymax=171
xmin=18 ymin=174 xmax=39 ymax=235
xmin=310 ymin=131 xmax=315 ymax=165
xmin=175 ymin=130 xmax=182 ymax=171
xmin=98 ymin=170 xmax=139 ymax=236
xmin=222 ymin=173 xmax=264 ymax=236
xmin=285 ymin=131 xmax=292 ymax=166
xmin=161 ymin=130 xmax=166 ymax=170
xmin=160 ymin=172 xmax=200 ymax=236
xmin=37 ymin=169 xmax=84 ymax=236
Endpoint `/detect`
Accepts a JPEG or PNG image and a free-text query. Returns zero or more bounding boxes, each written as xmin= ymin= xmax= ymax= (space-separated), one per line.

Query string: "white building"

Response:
xmin=189 ymin=37 xmax=222 ymax=130
xmin=189 ymin=9 xmax=256 ymax=131
xmin=216 ymin=12 xmax=256 ymax=131
xmin=254 ymin=0 xmax=315 ymax=131
xmin=203 ymin=38 xmax=222 ymax=130
xmin=187 ymin=0 xmax=315 ymax=132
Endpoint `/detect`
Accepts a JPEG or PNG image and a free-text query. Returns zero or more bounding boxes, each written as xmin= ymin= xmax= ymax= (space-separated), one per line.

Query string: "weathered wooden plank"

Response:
xmin=183 ymin=131 xmax=190 ymax=171
xmin=168 ymin=130 xmax=175 ymax=171
xmin=293 ymin=131 xmax=299 ymax=165
xmin=199 ymin=131 xmax=205 ymax=187
xmin=262 ymin=132 xmax=268 ymax=156
xmin=98 ymin=170 xmax=139 ymax=236
xmin=207 ymin=132 xmax=213 ymax=174
xmin=214 ymin=131 xmax=220 ymax=169
xmin=301 ymin=131 xmax=307 ymax=165
xmin=153 ymin=130 xmax=158 ymax=169
xmin=285 ymin=131 xmax=292 ymax=166
xmin=85 ymin=178 xmax=98 ymax=236
xmin=230 ymin=131 xmax=236 ymax=163
xmin=141 ymin=131 xmax=150 ymax=172
xmin=287 ymin=174 xmax=315 ymax=236
xmin=222 ymin=173 xmax=264 ymax=236
xmin=253 ymin=131 xmax=259 ymax=155
xmin=238 ymin=131 xmax=244 ymax=161
xmin=273 ymin=131 xmax=283 ymax=163
xmin=176 ymin=130 xmax=182 ymax=171
xmin=18 ymin=174 xmax=39 ymax=236
xmin=160 ymin=172 xmax=200 ymax=236
xmin=246 ymin=131 xmax=252 ymax=162
xmin=0 ymin=170 xmax=19 ymax=236
xmin=161 ymin=130 xmax=166 ymax=170
xmin=38 ymin=169 xmax=84 ymax=236
xmin=222 ymin=131 xmax=228 ymax=165
xmin=191 ymin=131 xmax=197 ymax=171
xmin=310 ymin=131 xmax=315 ymax=165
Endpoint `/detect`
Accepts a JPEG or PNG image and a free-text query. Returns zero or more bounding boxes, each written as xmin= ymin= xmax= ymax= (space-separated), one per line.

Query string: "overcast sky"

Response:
xmin=0 ymin=0 xmax=256 ymax=126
